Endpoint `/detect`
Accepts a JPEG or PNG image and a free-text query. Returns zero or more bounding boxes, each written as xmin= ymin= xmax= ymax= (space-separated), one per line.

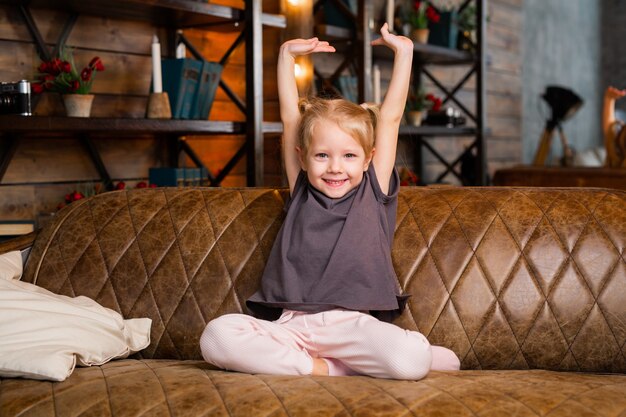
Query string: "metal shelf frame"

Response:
xmin=399 ymin=0 xmax=487 ymax=185
xmin=313 ymin=0 xmax=487 ymax=185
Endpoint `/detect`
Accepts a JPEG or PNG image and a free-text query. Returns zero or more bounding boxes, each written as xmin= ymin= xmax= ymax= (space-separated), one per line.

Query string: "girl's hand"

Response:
xmin=371 ymin=23 xmax=413 ymax=56
xmin=280 ymin=38 xmax=335 ymax=58
xmin=606 ymin=86 xmax=626 ymax=101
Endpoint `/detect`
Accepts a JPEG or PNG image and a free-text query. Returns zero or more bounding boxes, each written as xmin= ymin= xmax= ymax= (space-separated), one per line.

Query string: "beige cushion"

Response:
xmin=0 ymin=251 xmax=22 ymax=281
xmin=0 ymin=278 xmax=151 ymax=381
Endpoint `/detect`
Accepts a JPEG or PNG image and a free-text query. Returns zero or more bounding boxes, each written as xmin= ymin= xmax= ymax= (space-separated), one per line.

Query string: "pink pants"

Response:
xmin=200 ymin=309 xmax=460 ymax=380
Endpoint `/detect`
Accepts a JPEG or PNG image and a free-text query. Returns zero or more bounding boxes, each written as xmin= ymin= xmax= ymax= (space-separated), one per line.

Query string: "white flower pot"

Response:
xmin=62 ymin=94 xmax=94 ymax=118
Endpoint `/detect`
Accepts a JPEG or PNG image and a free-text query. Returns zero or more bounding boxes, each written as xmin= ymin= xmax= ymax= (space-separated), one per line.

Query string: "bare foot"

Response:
xmin=311 ymin=358 xmax=329 ymax=375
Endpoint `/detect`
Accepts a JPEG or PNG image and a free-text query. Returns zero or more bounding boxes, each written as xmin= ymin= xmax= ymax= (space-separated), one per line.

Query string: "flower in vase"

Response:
xmin=425 ymin=93 xmax=443 ymax=112
xmin=32 ymin=48 xmax=105 ymax=95
xmin=407 ymin=89 xmax=442 ymax=112
xmin=409 ymin=1 xmax=440 ymax=30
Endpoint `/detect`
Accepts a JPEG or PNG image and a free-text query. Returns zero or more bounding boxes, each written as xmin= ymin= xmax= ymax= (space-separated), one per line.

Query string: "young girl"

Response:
xmin=200 ymin=24 xmax=460 ymax=379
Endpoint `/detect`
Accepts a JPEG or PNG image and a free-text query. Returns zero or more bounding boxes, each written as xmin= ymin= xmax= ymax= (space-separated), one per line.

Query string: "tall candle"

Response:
xmin=373 ymin=64 xmax=381 ymax=104
xmin=386 ymin=0 xmax=394 ymax=32
xmin=176 ymin=30 xmax=186 ymax=59
xmin=151 ymin=35 xmax=163 ymax=93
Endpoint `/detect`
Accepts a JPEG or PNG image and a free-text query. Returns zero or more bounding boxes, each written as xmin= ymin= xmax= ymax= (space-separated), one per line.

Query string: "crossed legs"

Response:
xmin=200 ymin=309 xmax=459 ymax=380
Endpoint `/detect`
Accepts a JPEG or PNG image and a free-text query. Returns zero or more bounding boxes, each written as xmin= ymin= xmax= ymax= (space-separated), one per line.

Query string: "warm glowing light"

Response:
xmin=287 ymin=0 xmax=300 ymax=6
xmin=294 ymin=63 xmax=303 ymax=78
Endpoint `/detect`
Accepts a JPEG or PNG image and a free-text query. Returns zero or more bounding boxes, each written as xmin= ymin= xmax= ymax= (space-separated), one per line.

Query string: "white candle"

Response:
xmin=386 ymin=0 xmax=394 ymax=32
xmin=151 ymin=34 xmax=163 ymax=93
xmin=176 ymin=30 xmax=186 ymax=59
xmin=373 ymin=64 xmax=381 ymax=104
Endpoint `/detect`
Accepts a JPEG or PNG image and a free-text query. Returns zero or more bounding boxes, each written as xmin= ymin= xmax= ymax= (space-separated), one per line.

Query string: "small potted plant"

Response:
xmin=33 ymin=48 xmax=105 ymax=117
xmin=407 ymin=1 xmax=440 ymax=43
xmin=405 ymin=89 xmax=442 ymax=126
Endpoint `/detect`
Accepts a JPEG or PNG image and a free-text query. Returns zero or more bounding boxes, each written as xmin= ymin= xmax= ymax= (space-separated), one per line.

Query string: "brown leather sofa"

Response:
xmin=1 ymin=186 xmax=625 ymax=417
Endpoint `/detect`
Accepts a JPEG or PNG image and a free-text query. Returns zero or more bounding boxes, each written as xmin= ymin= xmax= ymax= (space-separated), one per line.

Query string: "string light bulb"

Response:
xmin=294 ymin=63 xmax=303 ymax=78
xmin=287 ymin=0 xmax=300 ymax=6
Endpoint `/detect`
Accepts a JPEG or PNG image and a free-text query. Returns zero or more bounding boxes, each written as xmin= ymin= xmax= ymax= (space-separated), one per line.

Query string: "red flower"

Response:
xmin=426 ymin=6 xmax=440 ymax=23
xmin=426 ymin=94 xmax=443 ymax=112
xmin=411 ymin=1 xmax=439 ymax=27
xmin=149 ymin=183 xmax=157 ymax=188
xmin=50 ymin=58 xmax=63 ymax=75
xmin=115 ymin=181 xmax=126 ymax=190
xmin=71 ymin=191 xmax=85 ymax=201
xmin=32 ymin=83 xmax=45 ymax=94
xmin=81 ymin=68 xmax=92 ymax=81
xmin=135 ymin=181 xmax=148 ymax=188
xmin=34 ymin=50 xmax=105 ymax=94
xmin=89 ymin=57 xmax=105 ymax=72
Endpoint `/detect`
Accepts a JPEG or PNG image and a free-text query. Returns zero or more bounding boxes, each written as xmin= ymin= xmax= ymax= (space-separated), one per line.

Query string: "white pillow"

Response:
xmin=0 ymin=251 xmax=22 ymax=281
xmin=0 ymin=278 xmax=151 ymax=381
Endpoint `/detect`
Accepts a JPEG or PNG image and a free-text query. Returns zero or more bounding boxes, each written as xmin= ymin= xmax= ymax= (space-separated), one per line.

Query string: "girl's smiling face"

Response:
xmin=299 ymin=121 xmax=372 ymax=199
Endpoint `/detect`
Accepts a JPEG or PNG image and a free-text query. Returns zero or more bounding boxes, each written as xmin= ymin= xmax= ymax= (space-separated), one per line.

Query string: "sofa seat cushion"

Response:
xmin=1 ymin=360 xmax=625 ymax=417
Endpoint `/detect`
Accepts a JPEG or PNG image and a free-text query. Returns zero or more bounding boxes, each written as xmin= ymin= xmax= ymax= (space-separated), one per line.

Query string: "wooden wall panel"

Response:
xmin=3 ymin=137 xmax=160 ymax=182
xmin=0 ymin=7 xmax=162 ymax=53
xmin=0 ymin=187 xmax=36 ymax=221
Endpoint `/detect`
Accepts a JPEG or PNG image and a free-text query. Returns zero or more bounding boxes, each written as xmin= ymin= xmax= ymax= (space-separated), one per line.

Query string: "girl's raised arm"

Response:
xmin=370 ymin=23 xmax=413 ymax=194
xmin=277 ymin=39 xmax=335 ymax=194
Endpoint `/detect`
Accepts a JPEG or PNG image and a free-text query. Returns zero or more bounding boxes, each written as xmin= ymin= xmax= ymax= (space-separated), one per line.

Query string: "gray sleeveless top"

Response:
xmin=246 ymin=164 xmax=407 ymax=322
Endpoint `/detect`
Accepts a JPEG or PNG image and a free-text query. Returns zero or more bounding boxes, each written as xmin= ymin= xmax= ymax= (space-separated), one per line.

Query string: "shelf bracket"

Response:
xmin=17 ymin=5 xmax=78 ymax=61
xmin=219 ymin=30 xmax=246 ymax=66
xmin=178 ymin=140 xmax=220 ymax=185
xmin=434 ymin=142 xmax=479 ymax=184
xmin=78 ymin=135 xmax=114 ymax=191
xmin=213 ymin=142 xmax=246 ymax=186
xmin=422 ymin=66 xmax=477 ymax=123
xmin=18 ymin=5 xmax=51 ymax=61
xmin=419 ymin=139 xmax=463 ymax=183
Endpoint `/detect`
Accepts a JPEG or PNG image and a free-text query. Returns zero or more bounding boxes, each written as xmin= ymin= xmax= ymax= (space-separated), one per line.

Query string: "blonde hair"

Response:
xmin=297 ymin=97 xmax=379 ymax=157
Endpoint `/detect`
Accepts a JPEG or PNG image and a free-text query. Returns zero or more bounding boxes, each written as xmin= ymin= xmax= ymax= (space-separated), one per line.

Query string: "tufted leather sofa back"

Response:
xmin=22 ymin=187 xmax=626 ymax=372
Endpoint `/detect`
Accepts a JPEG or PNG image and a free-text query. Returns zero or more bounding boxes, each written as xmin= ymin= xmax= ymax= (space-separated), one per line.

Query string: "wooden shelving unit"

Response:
xmin=0 ymin=0 xmax=286 ymax=188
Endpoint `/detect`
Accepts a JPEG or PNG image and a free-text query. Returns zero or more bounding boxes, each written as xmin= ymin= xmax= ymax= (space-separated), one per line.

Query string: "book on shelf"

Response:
xmin=0 ymin=220 xmax=35 ymax=239
xmin=149 ymin=167 xmax=209 ymax=187
xmin=161 ymin=58 xmax=202 ymax=119
xmin=190 ymin=60 xmax=223 ymax=120
xmin=161 ymin=58 xmax=223 ymax=120
xmin=337 ymin=75 xmax=357 ymax=103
